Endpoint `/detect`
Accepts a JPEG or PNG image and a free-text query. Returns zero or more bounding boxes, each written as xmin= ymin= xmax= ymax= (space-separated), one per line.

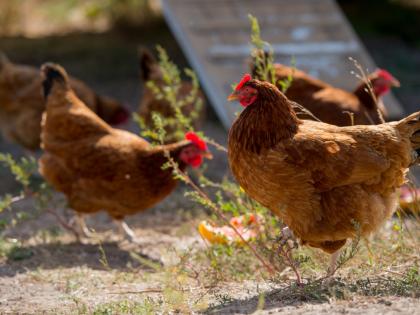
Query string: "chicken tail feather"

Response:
xmin=398 ymin=110 xmax=420 ymax=125
xmin=138 ymin=47 xmax=157 ymax=81
xmin=95 ymin=94 xmax=129 ymax=125
xmin=412 ymin=128 xmax=420 ymax=163
xmin=398 ymin=111 xmax=420 ymax=163
xmin=41 ymin=63 xmax=69 ymax=99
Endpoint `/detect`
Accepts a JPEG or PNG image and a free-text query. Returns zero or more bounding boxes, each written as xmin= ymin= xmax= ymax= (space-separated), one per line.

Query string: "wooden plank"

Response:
xmin=162 ymin=0 xmax=404 ymax=129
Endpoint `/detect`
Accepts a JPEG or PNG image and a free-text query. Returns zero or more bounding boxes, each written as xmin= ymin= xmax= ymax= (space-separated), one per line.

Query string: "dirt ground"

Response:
xmin=0 ymin=197 xmax=418 ymax=314
xmin=0 ymin=12 xmax=419 ymax=315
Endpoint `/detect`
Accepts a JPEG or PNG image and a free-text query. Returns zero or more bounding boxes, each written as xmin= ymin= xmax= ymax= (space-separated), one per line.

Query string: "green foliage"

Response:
xmin=92 ymin=298 xmax=161 ymax=315
xmin=41 ymin=0 xmax=156 ymax=28
xmin=129 ymin=252 xmax=208 ymax=312
xmin=0 ymin=194 xmax=14 ymax=213
xmin=0 ymin=238 xmax=14 ymax=258
xmin=136 ymin=46 xmax=203 ymax=144
xmin=0 ymin=152 xmax=55 ymax=235
xmin=348 ymin=265 xmax=419 ymax=297
xmin=7 ymin=245 xmax=33 ymax=261
xmin=248 ymin=15 xmax=319 ymax=124
xmin=0 ymin=238 xmax=33 ymax=261
xmin=98 ymin=241 xmax=111 ymax=271
xmin=336 ymin=220 xmax=362 ymax=270
xmin=248 ymin=14 xmax=276 ymax=85
xmin=84 ymin=0 xmax=155 ymax=24
xmin=0 ymin=153 xmax=37 ymax=188
xmin=248 ymin=14 xmax=294 ymax=92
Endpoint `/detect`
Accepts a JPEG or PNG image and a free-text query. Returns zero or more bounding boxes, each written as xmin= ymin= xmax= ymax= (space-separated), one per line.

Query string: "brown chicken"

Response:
xmin=38 ymin=63 xmax=212 ymax=241
xmin=227 ymin=74 xmax=419 ymax=274
xmin=251 ymin=53 xmax=400 ymax=126
xmin=0 ymin=52 xmax=129 ymax=150
xmin=138 ymin=48 xmax=205 ymax=139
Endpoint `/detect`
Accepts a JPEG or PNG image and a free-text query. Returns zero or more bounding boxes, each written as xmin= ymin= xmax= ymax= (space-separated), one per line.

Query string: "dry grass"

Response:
xmin=0 ymin=203 xmax=418 ymax=313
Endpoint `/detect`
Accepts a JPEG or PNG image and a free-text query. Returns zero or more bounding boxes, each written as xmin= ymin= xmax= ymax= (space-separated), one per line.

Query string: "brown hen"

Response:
xmin=0 ymin=52 xmax=128 ymax=150
xmin=251 ymin=53 xmax=400 ymax=126
xmin=39 ymin=63 xmax=212 ymax=241
xmin=228 ymin=74 xmax=419 ymax=274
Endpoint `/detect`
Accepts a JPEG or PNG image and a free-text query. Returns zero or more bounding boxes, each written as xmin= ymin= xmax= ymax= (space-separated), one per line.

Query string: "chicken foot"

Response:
xmin=115 ymin=220 xmax=141 ymax=244
xmin=75 ymin=214 xmax=95 ymax=238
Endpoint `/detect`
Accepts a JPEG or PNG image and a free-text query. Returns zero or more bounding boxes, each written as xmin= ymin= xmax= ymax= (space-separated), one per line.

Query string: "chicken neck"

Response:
xmin=229 ymin=82 xmax=300 ymax=154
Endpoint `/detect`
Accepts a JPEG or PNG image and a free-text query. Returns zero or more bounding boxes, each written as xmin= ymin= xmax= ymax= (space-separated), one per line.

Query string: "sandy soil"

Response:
xmin=0 ymin=202 xmax=418 ymax=314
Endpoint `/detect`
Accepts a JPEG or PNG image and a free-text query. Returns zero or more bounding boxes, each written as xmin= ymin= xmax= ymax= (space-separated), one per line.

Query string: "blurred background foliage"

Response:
xmin=0 ymin=0 xmax=160 ymax=37
xmin=0 ymin=0 xmax=419 ymax=40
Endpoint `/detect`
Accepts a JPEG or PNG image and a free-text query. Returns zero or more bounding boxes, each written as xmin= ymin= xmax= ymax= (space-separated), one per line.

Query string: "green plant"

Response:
xmin=248 ymin=13 xmax=297 ymax=93
xmin=248 ymin=14 xmax=277 ymax=85
xmin=134 ymin=45 xmax=203 ymax=143
xmin=248 ymin=15 xmax=320 ymax=122
xmin=0 ymin=153 xmax=37 ymax=188
xmin=92 ymin=298 xmax=161 ymax=315
xmin=0 ymin=152 xmax=71 ymax=237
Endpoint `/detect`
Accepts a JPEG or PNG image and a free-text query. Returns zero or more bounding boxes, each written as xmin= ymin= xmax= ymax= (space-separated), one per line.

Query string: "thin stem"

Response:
xmin=205 ymin=138 xmax=228 ymax=152
xmin=166 ymin=154 xmax=277 ymax=275
xmin=45 ymin=208 xmax=80 ymax=239
xmin=278 ymin=244 xmax=302 ymax=285
xmin=349 ymin=57 xmax=386 ymax=124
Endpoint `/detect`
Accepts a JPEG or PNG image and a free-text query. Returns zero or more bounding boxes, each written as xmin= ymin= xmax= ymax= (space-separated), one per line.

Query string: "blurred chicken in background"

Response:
xmin=251 ymin=50 xmax=400 ymax=126
xmin=0 ymin=52 xmax=129 ymax=150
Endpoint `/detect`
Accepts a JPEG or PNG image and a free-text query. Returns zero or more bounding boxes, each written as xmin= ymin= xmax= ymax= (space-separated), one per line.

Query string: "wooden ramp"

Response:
xmin=162 ymin=0 xmax=404 ymax=129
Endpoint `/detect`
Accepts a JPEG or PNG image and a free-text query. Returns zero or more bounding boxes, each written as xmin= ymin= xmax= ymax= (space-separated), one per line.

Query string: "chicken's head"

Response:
xmin=227 ymin=74 xmax=259 ymax=107
xmin=371 ymin=69 xmax=400 ymax=96
xmin=180 ymin=132 xmax=212 ymax=168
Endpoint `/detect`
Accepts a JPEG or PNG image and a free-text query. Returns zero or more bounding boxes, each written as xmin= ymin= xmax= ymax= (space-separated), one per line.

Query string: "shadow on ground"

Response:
xmin=0 ymin=241 xmax=158 ymax=277
xmin=205 ymin=277 xmax=419 ymax=314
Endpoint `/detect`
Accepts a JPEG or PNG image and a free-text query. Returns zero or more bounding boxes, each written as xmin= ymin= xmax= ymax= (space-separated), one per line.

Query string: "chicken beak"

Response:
xmin=227 ymin=91 xmax=239 ymax=101
xmin=202 ymin=150 xmax=213 ymax=160
xmin=391 ymin=78 xmax=401 ymax=88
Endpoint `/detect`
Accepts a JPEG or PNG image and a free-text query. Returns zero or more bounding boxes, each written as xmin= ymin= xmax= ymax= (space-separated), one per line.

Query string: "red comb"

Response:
xmin=377 ymin=69 xmax=394 ymax=81
xmin=185 ymin=132 xmax=207 ymax=150
xmin=235 ymin=73 xmax=252 ymax=91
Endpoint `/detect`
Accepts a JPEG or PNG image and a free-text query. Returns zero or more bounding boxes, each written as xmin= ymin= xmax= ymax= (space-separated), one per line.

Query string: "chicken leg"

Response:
xmin=327 ymin=250 xmax=341 ymax=277
xmin=115 ymin=220 xmax=140 ymax=243
xmin=76 ymin=213 xmax=95 ymax=238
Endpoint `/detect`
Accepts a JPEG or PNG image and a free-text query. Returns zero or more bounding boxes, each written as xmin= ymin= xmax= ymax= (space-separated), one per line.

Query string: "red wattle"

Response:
xmin=188 ymin=155 xmax=203 ymax=168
